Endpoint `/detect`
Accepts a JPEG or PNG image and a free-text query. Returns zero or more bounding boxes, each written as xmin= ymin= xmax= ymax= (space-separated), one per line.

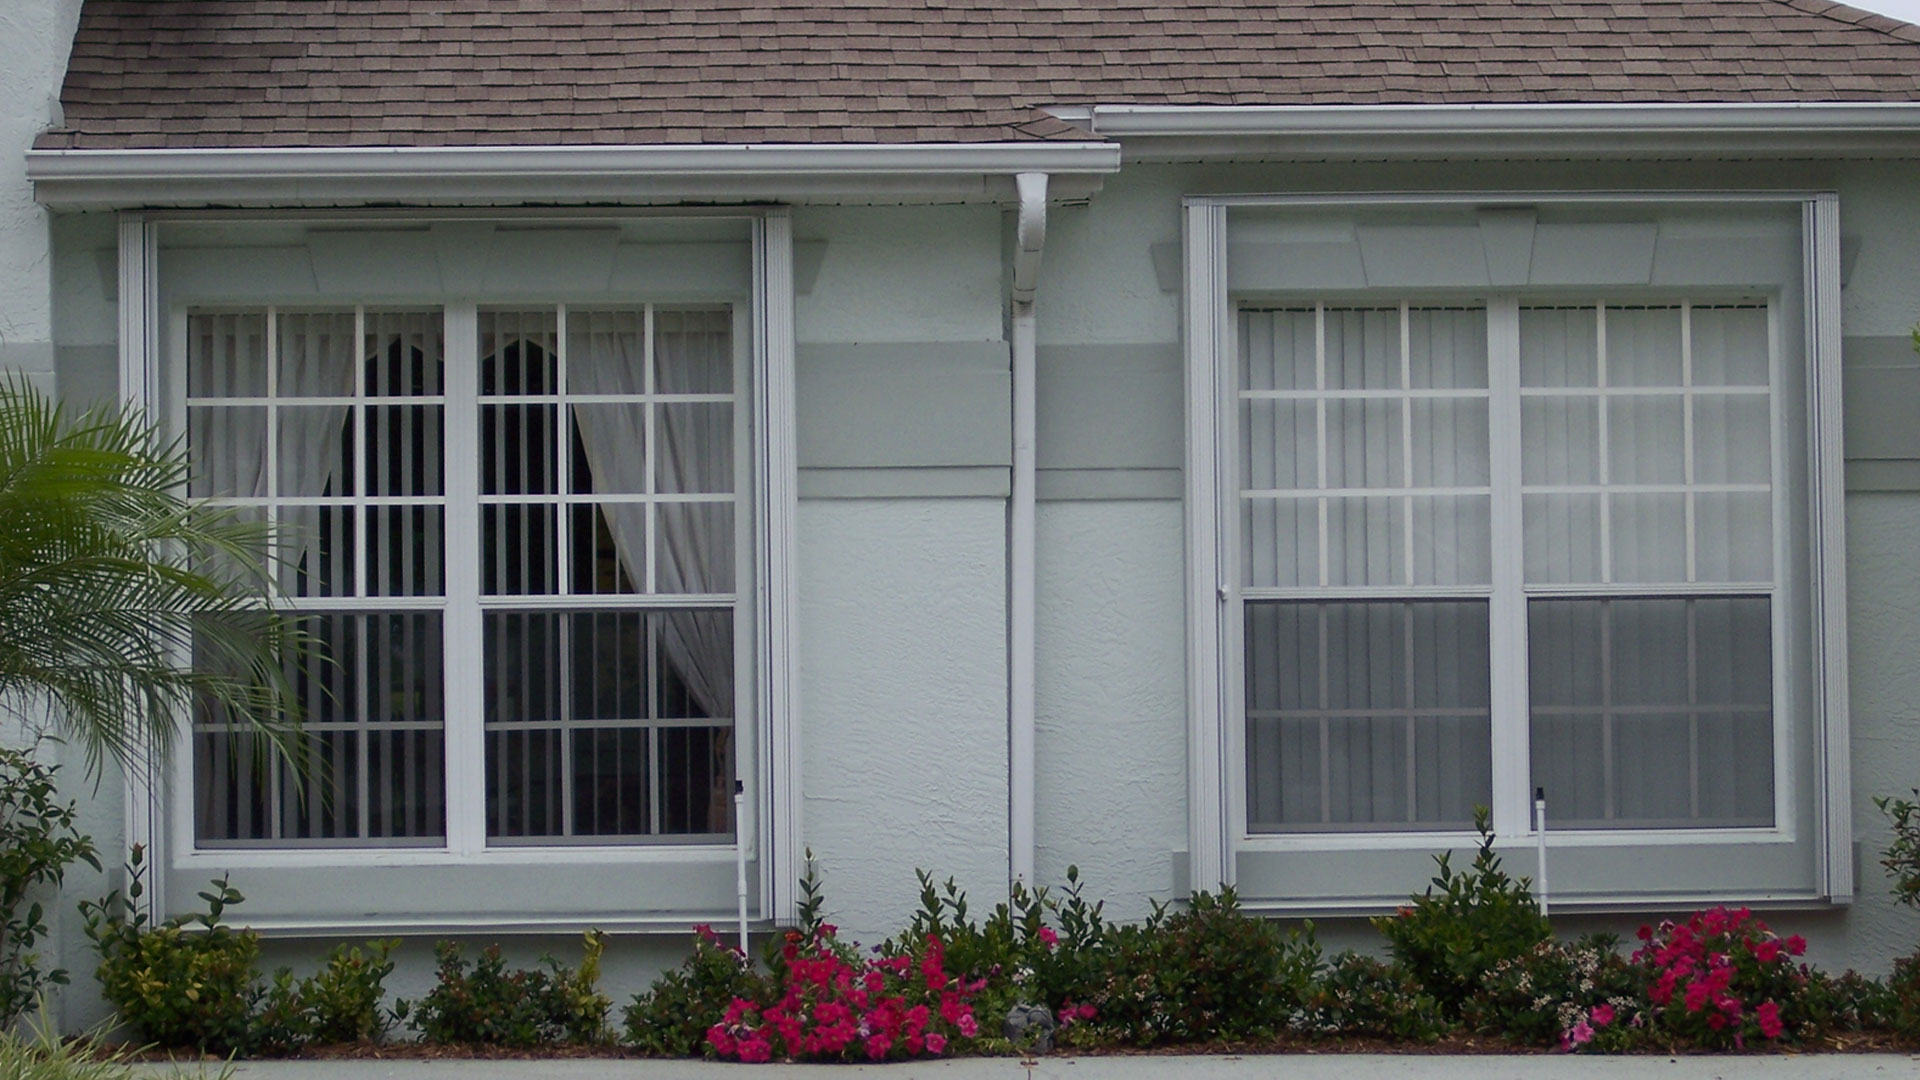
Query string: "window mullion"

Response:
xmin=441 ymin=302 xmax=487 ymax=856
xmin=1485 ymin=295 xmax=1532 ymax=838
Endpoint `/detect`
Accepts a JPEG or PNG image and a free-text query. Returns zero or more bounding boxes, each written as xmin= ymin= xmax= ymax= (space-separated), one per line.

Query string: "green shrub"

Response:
xmin=1890 ymin=955 xmax=1920 ymax=1043
xmin=1462 ymin=935 xmax=1643 ymax=1048
xmin=396 ymin=933 xmax=609 ymax=1047
xmin=1374 ymin=807 xmax=1551 ymax=1017
xmin=1802 ymin=968 xmax=1896 ymax=1035
xmin=254 ymin=940 xmax=400 ymax=1052
xmin=1876 ymin=790 xmax=1920 ymax=912
xmin=80 ymin=851 xmax=260 ymax=1054
xmin=1086 ymin=889 xmax=1318 ymax=1046
xmin=1290 ymin=952 xmax=1450 ymax=1043
xmin=0 ymin=1015 xmax=235 ymax=1080
xmin=0 ymin=743 xmax=99 ymax=1027
xmin=624 ymin=927 xmax=762 ymax=1057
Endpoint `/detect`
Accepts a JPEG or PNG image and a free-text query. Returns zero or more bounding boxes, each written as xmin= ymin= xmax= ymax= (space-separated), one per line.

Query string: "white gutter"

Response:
xmin=26 ymin=142 xmax=1122 ymax=209
xmin=1082 ymin=102 xmax=1920 ymax=159
xmin=1008 ymin=172 xmax=1046 ymax=888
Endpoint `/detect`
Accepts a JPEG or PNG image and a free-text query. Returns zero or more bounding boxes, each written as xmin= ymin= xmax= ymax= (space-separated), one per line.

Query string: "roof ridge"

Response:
xmin=1777 ymin=0 xmax=1920 ymax=44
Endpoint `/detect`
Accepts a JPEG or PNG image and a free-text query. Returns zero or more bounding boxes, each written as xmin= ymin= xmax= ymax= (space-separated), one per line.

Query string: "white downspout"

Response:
xmin=1009 ymin=172 xmax=1047 ymax=887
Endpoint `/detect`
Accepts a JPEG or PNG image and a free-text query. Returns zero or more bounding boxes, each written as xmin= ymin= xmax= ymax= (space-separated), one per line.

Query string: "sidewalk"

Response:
xmin=137 ymin=1054 xmax=1920 ymax=1080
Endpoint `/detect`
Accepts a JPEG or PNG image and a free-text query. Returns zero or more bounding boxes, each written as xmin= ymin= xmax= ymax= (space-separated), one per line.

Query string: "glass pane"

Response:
xmin=658 ymin=726 xmax=733 ymax=835
xmin=1407 ymin=308 xmax=1488 ymax=389
xmin=566 ymin=309 xmax=644 ymax=395
xmin=1521 ymin=397 xmax=1600 ymax=485
xmin=1326 ymin=399 xmax=1402 ymax=488
xmin=655 ymin=309 xmax=734 ymax=394
xmin=1692 ymin=395 xmax=1771 ymax=485
xmin=1528 ymin=597 xmax=1773 ymax=828
xmin=363 ymin=311 xmax=445 ymax=397
xmin=480 ymin=310 xmax=559 ymax=396
xmin=277 ymin=504 xmax=356 ymax=598
xmin=1239 ymin=309 xmax=1317 ymax=391
xmin=655 ymin=502 xmax=735 ymax=594
xmin=365 ymin=506 xmax=446 ymax=597
xmin=1694 ymin=492 xmax=1773 ymax=582
xmin=570 ymin=404 xmax=647 ymax=494
xmin=194 ymin=612 xmax=444 ymax=845
xmin=480 ymin=403 xmax=558 ymax=495
xmin=1245 ymin=600 xmax=1490 ymax=831
xmin=1325 ymin=496 xmax=1403 ymax=587
xmin=1520 ymin=307 xmax=1598 ymax=388
xmin=277 ymin=405 xmax=353 ymax=497
xmin=656 ymin=403 xmax=734 ymax=494
xmin=366 ymin=404 xmax=445 ymax=496
xmin=1606 ymin=306 xmax=1684 ymax=387
xmin=1409 ymin=399 xmax=1489 ymax=487
xmin=188 ymin=406 xmax=268 ymax=497
xmin=276 ymin=312 xmax=356 ymax=397
xmin=1690 ymin=306 xmax=1770 ymax=387
xmin=1610 ymin=493 xmax=1687 ymax=583
xmin=1242 ymin=497 xmax=1317 ymax=588
xmin=1523 ymin=493 xmax=1604 ymax=584
xmin=1241 ymin=400 xmax=1317 ymax=492
xmin=481 ymin=504 xmax=558 ymax=595
xmin=1323 ymin=307 xmax=1401 ymax=390
xmin=188 ymin=312 xmax=268 ymax=398
xmin=1607 ymin=396 xmax=1686 ymax=484
xmin=1410 ymin=495 xmax=1491 ymax=586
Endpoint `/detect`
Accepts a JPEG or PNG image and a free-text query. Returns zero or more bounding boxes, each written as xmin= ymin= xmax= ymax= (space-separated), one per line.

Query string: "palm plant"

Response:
xmin=0 ymin=376 xmax=298 ymax=776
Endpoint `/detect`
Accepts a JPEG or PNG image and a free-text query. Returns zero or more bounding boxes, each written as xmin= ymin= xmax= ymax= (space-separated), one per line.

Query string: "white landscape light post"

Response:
xmin=1535 ymin=787 xmax=1550 ymax=917
xmin=736 ymin=778 xmax=750 ymax=954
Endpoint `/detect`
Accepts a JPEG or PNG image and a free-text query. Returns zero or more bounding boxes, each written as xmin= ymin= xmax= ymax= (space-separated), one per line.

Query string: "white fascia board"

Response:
xmin=26 ymin=142 xmax=1122 ymax=210
xmin=1085 ymin=102 xmax=1920 ymax=160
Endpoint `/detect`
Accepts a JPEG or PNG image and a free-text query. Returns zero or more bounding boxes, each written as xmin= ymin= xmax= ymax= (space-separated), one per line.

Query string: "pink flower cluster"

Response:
xmin=1631 ymin=906 xmax=1805 ymax=1047
xmin=1056 ymin=1000 xmax=1099 ymax=1029
xmin=707 ymin=929 xmax=982 ymax=1064
xmin=1561 ymin=1002 xmax=1616 ymax=1050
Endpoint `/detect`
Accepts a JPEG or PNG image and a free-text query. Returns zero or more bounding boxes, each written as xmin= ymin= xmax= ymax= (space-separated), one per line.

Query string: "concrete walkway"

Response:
xmin=135 ymin=1054 xmax=1920 ymax=1080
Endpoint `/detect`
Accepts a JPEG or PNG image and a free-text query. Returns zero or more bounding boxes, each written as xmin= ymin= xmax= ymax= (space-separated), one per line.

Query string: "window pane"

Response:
xmin=1606 ymin=306 xmax=1684 ymax=387
xmin=1407 ymin=308 xmax=1488 ymax=390
xmin=1324 ymin=307 xmax=1401 ymax=390
xmin=194 ymin=612 xmax=445 ymax=846
xmin=1239 ymin=309 xmax=1316 ymax=391
xmin=1245 ymin=600 xmax=1491 ymax=831
xmin=484 ymin=610 xmax=734 ymax=841
xmin=1520 ymin=307 xmax=1598 ymax=388
xmin=1690 ymin=306 xmax=1770 ymax=387
xmin=1528 ymin=597 xmax=1773 ymax=828
xmin=277 ymin=312 xmax=357 ymax=397
xmin=655 ymin=309 xmax=734 ymax=394
xmin=189 ymin=312 xmax=268 ymax=398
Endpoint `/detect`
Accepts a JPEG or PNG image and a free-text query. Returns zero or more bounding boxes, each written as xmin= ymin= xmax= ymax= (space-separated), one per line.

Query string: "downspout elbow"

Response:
xmin=1011 ymin=172 xmax=1049 ymax=307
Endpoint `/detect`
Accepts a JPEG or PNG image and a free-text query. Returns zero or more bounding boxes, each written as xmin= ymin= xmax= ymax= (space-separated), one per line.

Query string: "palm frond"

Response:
xmin=0 ymin=375 xmax=307 ymax=778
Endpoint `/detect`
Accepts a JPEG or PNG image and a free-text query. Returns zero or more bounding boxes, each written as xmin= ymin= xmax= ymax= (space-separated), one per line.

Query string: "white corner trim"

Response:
xmin=1805 ymin=193 xmax=1853 ymax=905
xmin=1182 ymin=200 xmax=1234 ymax=891
xmin=1083 ymin=103 xmax=1920 ymax=159
xmin=27 ymin=143 xmax=1122 ymax=210
xmin=755 ymin=211 xmax=804 ymax=924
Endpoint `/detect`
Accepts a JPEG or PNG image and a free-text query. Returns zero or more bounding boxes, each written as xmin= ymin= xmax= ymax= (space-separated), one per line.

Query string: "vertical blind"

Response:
xmin=187 ymin=305 xmax=740 ymax=848
xmin=1238 ymin=300 xmax=1776 ymax=833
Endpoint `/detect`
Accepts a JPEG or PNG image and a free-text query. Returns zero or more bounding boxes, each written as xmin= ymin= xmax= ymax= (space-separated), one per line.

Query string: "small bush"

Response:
xmin=1290 ymin=952 xmax=1450 ymax=1043
xmin=1632 ymin=906 xmax=1815 ymax=1049
xmin=0 ymin=1014 xmax=235 ymax=1080
xmin=81 ymin=851 xmax=260 ymax=1054
xmin=255 ymin=940 xmax=400 ymax=1052
xmin=1374 ymin=807 xmax=1551 ymax=1017
xmin=396 ymin=933 xmax=609 ymax=1047
xmin=624 ymin=926 xmax=762 ymax=1057
xmin=1802 ymin=968 xmax=1896 ymax=1035
xmin=1086 ymin=889 xmax=1318 ymax=1046
xmin=1463 ymin=935 xmax=1644 ymax=1049
xmin=1889 ymin=955 xmax=1920 ymax=1042
xmin=0 ymin=744 xmax=100 ymax=1027
xmin=1876 ymin=790 xmax=1920 ymax=912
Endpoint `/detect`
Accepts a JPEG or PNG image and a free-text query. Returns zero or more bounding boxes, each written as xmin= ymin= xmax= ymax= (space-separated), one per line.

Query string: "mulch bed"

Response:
xmin=111 ymin=1030 xmax=1913 ymax=1063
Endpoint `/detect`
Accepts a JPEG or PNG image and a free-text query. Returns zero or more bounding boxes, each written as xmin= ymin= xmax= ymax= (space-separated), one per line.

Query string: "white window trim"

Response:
xmin=115 ymin=209 xmax=803 ymax=924
xmin=1181 ymin=191 xmax=1851 ymax=903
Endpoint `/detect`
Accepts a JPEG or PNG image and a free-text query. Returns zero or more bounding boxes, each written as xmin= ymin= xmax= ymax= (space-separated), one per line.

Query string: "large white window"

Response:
xmin=127 ymin=213 xmax=800 ymax=928
xmin=1184 ymin=195 xmax=1849 ymax=908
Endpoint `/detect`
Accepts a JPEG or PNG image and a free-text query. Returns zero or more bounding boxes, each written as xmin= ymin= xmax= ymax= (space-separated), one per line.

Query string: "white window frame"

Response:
xmin=1182 ymin=192 xmax=1851 ymax=903
xmin=115 ymin=210 xmax=805 ymax=926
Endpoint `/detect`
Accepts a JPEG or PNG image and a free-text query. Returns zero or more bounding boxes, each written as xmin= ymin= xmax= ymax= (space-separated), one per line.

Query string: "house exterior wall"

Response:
xmin=4 ymin=8 xmax=1919 ymax=1027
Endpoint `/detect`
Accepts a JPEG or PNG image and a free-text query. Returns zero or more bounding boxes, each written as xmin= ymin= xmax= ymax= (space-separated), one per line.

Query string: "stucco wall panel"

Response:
xmin=1034 ymin=501 xmax=1188 ymax=922
xmin=796 ymin=498 xmax=1009 ymax=943
xmin=792 ymin=206 xmax=1003 ymax=345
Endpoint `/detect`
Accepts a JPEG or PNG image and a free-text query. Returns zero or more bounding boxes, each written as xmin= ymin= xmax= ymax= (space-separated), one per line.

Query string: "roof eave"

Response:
xmin=24 ymin=142 xmax=1124 ymax=211
xmin=1080 ymin=102 xmax=1920 ymax=161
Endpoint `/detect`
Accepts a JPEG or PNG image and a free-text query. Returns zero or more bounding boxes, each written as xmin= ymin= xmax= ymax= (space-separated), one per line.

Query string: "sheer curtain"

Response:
xmin=569 ymin=310 xmax=736 ymax=830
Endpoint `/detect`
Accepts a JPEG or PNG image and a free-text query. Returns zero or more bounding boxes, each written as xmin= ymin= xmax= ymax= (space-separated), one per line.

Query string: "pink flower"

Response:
xmin=1683 ymin=979 xmax=1712 ymax=1014
xmin=925 ymin=1032 xmax=948 ymax=1055
xmin=865 ymin=1034 xmax=893 ymax=1060
xmin=1784 ymin=935 xmax=1807 ymax=957
xmin=738 ymin=1036 xmax=773 ymax=1063
xmin=1077 ymin=1003 xmax=1097 ymax=1021
xmin=1037 ymin=926 xmax=1059 ymax=950
xmin=1753 ymin=939 xmax=1781 ymax=964
xmin=1589 ymin=1004 xmax=1615 ymax=1028
xmin=1757 ymin=1001 xmax=1785 ymax=1039
xmin=1566 ymin=1020 xmax=1595 ymax=1047
xmin=956 ymin=1013 xmax=979 ymax=1038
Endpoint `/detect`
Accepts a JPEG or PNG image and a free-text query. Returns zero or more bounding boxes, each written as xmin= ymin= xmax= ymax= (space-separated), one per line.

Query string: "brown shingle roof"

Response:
xmin=39 ymin=0 xmax=1920 ymax=149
